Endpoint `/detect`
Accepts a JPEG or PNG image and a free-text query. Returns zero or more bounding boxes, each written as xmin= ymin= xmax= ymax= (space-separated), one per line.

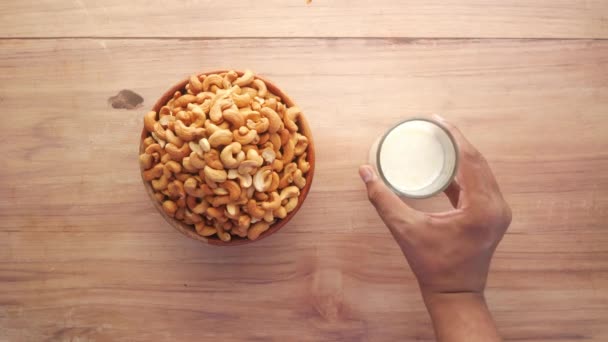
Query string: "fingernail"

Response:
xmin=359 ymin=165 xmax=376 ymax=183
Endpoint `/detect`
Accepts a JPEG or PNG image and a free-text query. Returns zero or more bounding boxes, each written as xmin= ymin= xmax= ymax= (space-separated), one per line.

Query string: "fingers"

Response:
xmin=359 ymin=165 xmax=426 ymax=236
xmin=432 ymin=115 xmax=499 ymax=195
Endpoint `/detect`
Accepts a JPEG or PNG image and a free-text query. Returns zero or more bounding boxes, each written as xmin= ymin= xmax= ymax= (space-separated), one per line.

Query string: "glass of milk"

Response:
xmin=369 ymin=118 xmax=459 ymax=199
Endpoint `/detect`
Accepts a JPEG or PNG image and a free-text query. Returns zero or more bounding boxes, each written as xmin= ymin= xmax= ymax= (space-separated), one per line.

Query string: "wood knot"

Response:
xmin=108 ymin=89 xmax=144 ymax=110
xmin=310 ymin=269 xmax=345 ymax=321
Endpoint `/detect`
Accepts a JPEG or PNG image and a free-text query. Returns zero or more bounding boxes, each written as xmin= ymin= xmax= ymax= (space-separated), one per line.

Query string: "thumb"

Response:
xmin=359 ymin=165 xmax=425 ymax=234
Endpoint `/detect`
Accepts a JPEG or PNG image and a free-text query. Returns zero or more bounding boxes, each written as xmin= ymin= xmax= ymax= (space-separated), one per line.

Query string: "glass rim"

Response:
xmin=375 ymin=117 xmax=460 ymax=199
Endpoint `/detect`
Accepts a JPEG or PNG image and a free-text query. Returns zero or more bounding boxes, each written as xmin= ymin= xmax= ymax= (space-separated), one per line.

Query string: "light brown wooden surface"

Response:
xmin=1 ymin=0 xmax=607 ymax=39
xmin=1 ymin=2 xmax=607 ymax=342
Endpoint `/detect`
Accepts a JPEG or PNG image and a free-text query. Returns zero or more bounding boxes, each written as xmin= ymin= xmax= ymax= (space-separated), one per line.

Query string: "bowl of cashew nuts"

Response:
xmin=139 ymin=70 xmax=314 ymax=245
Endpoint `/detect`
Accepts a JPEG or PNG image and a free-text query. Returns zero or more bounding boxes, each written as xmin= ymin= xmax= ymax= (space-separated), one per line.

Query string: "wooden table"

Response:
xmin=1 ymin=1 xmax=607 ymax=341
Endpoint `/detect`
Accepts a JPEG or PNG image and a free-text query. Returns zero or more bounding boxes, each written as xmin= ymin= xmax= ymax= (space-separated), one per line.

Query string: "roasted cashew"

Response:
xmin=203 ymin=74 xmax=224 ymax=91
xmin=293 ymin=169 xmax=306 ymax=189
xmin=220 ymin=180 xmax=241 ymax=202
xmin=216 ymin=225 xmax=231 ymax=242
xmin=263 ymin=210 xmax=275 ymax=223
xmin=274 ymin=206 xmax=288 ymax=219
xmin=160 ymin=153 xmax=171 ymax=164
xmin=237 ymin=160 xmax=258 ymax=176
xmin=261 ymin=147 xmax=276 ymax=163
xmin=143 ymin=136 xmax=155 ymax=149
xmin=246 ymin=117 xmax=270 ymax=134
xmin=189 ymin=74 xmax=203 ymax=94
xmin=272 ymin=159 xmax=284 ymax=172
xmin=232 ymin=91 xmax=252 ymax=108
xmin=152 ymin=175 xmax=169 ymax=191
xmin=189 ymin=152 xmax=206 ymax=169
xmin=184 ymin=209 xmax=203 ymax=224
xmin=233 ymin=126 xmax=259 ymax=145
xmin=175 ymin=173 xmax=190 ymax=183
xmin=269 ymin=133 xmax=282 ymax=153
xmin=206 ymin=207 xmax=228 ymax=223
xmin=261 ymin=191 xmax=281 ymax=210
xmin=144 ymin=111 xmax=157 ymax=133
xmin=165 ymin=129 xmax=184 ymax=147
xmin=182 ymin=157 xmax=198 ymax=173
xmin=247 ymin=221 xmax=270 ymax=241
xmin=194 ymin=222 xmax=217 ymax=237
xmin=154 ymin=192 xmax=165 ymax=203
xmin=246 ymin=200 xmax=266 ymax=220
xmin=281 ymin=138 xmax=295 ymax=166
xmin=203 ymin=149 xmax=223 ymax=170
xmin=294 ymin=134 xmax=309 ymax=156
xmin=204 ymin=166 xmax=228 ymax=183
xmin=280 ymin=186 xmax=300 ymax=201
xmin=210 ymin=97 xmax=232 ymax=123
xmin=279 ymin=129 xmax=290 ymax=146
xmin=139 ymin=154 xmax=153 ymax=170
xmin=297 ymin=153 xmax=310 ymax=174
xmin=176 ymin=111 xmax=192 ymax=126
xmin=263 ymin=98 xmax=278 ymax=111
xmin=284 ymin=197 xmax=299 ymax=213
xmin=209 ymin=195 xmax=231 ymax=208
xmin=151 ymin=132 xmax=167 ymax=148
xmin=184 ymin=177 xmax=206 ymax=198
xmin=153 ymin=122 xmax=167 ymax=140
xmin=174 ymin=120 xmax=205 ymax=142
xmin=165 ymin=143 xmax=191 ymax=161
xmin=220 ymin=142 xmax=245 ymax=169
xmin=163 ymin=160 xmax=182 ymax=178
xmin=253 ymin=166 xmax=273 ymax=192
xmin=254 ymin=192 xmax=269 ymax=201
xmin=258 ymin=133 xmax=270 ymax=145
xmin=251 ymin=79 xmax=268 ymax=98
xmin=221 ymin=107 xmax=244 ymax=128
xmin=208 ymin=129 xmax=233 ymax=148
xmin=145 ymin=143 xmax=162 ymax=155
xmin=268 ymin=172 xmax=280 ymax=193
xmin=173 ymin=94 xmax=197 ymax=108
xmin=284 ymin=106 xmax=301 ymax=132
xmin=227 ymin=169 xmax=253 ymax=188
xmin=213 ymin=187 xmax=229 ymax=196
xmin=187 ymin=196 xmax=210 ymax=214
xmin=162 ymin=200 xmax=178 ymax=217
xmin=189 ymin=141 xmax=203 ymax=158
xmin=143 ymin=164 xmax=164 ymax=181
xmin=240 ymin=87 xmax=258 ymax=99
xmin=234 ymin=70 xmax=255 ymax=87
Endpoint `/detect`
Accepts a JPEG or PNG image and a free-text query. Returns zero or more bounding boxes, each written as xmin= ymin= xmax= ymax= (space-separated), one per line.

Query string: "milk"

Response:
xmin=371 ymin=119 xmax=458 ymax=198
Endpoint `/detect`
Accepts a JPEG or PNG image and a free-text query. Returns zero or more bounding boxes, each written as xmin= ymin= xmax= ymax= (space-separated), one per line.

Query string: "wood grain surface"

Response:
xmin=1 ymin=0 xmax=607 ymax=39
xmin=1 ymin=1 xmax=607 ymax=342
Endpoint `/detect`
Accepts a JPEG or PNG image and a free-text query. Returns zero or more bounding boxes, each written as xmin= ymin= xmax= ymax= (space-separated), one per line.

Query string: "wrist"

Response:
xmin=421 ymin=290 xmax=486 ymax=310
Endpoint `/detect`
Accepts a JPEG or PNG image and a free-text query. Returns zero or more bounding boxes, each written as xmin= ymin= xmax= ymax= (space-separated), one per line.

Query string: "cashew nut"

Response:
xmin=234 ymin=70 xmax=255 ymax=87
xmin=220 ymin=142 xmax=245 ymax=169
xmin=143 ymin=164 xmax=164 ymax=181
xmin=281 ymin=138 xmax=295 ymax=166
xmin=221 ymin=180 xmax=242 ymax=201
xmin=189 ymin=152 xmax=206 ymax=169
xmin=208 ymin=129 xmax=234 ymax=148
xmin=202 ymin=74 xmax=224 ymax=91
xmin=204 ymin=166 xmax=227 ymax=183
xmin=268 ymin=172 xmax=280 ymax=193
xmin=227 ymin=169 xmax=253 ymax=188
xmin=174 ymin=120 xmax=205 ymax=142
xmin=144 ymin=111 xmax=157 ymax=133
xmin=246 ymin=200 xmax=266 ymax=220
xmin=233 ymin=126 xmax=259 ymax=145
xmin=294 ymin=134 xmax=309 ymax=156
xmin=261 ymin=191 xmax=281 ymax=210
xmin=210 ymin=97 xmax=232 ymax=123
xmin=187 ymin=196 xmax=210 ymax=214
xmin=203 ymin=149 xmax=223 ymax=170
xmin=275 ymin=206 xmax=287 ymax=219
xmin=246 ymin=117 xmax=270 ymax=134
xmin=247 ymin=221 xmax=270 ymax=241
xmin=163 ymin=160 xmax=182 ymax=178
xmin=139 ymin=153 xmax=153 ymax=170
xmin=284 ymin=106 xmax=301 ymax=132
xmin=152 ymin=175 xmax=169 ymax=191
xmin=284 ymin=197 xmax=298 ymax=213
xmin=165 ymin=143 xmax=191 ymax=161
xmin=261 ymin=147 xmax=276 ymax=163
xmin=165 ymin=129 xmax=184 ymax=147
xmin=176 ymin=111 xmax=192 ymax=126
xmin=253 ymin=166 xmax=273 ymax=192
xmin=184 ymin=177 xmax=206 ymax=198
xmin=209 ymin=195 xmax=231 ymax=208
xmin=221 ymin=107 xmax=245 ymax=128
xmin=251 ymin=79 xmax=268 ymax=98
xmin=297 ymin=153 xmax=310 ymax=174
xmin=195 ymin=222 xmax=217 ymax=237
xmin=162 ymin=200 xmax=178 ymax=217
xmin=293 ymin=169 xmax=306 ymax=189
xmin=173 ymin=94 xmax=197 ymax=108
xmin=279 ymin=186 xmax=300 ymax=201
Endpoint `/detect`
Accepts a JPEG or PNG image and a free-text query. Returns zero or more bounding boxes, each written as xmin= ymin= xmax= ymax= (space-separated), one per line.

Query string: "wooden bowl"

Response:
xmin=139 ymin=71 xmax=315 ymax=246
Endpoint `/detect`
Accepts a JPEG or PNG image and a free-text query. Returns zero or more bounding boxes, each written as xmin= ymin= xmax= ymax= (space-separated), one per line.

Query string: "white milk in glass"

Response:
xmin=370 ymin=119 xmax=458 ymax=198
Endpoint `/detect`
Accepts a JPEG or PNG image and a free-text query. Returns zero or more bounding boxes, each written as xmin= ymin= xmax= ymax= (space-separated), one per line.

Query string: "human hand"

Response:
xmin=359 ymin=115 xmax=512 ymax=297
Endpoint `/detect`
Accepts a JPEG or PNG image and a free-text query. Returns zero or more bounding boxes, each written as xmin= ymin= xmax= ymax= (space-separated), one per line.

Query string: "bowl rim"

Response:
xmin=139 ymin=70 xmax=315 ymax=246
